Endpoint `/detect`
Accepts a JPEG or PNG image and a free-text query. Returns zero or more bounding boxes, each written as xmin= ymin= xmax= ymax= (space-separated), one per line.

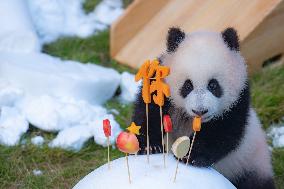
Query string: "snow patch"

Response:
xmin=27 ymin=0 xmax=123 ymax=43
xmin=268 ymin=123 xmax=284 ymax=148
xmin=119 ymin=72 xmax=140 ymax=104
xmin=49 ymin=109 xmax=121 ymax=151
xmin=0 ymin=81 xmax=24 ymax=107
xmin=0 ymin=52 xmax=121 ymax=105
xmin=0 ymin=107 xmax=29 ymax=146
xmin=31 ymin=136 xmax=45 ymax=146
xmin=33 ymin=169 xmax=43 ymax=176
xmin=0 ymin=52 xmax=122 ymax=150
xmin=0 ymin=0 xmax=130 ymax=150
xmin=73 ymin=154 xmax=236 ymax=189
xmin=0 ymin=0 xmax=40 ymax=53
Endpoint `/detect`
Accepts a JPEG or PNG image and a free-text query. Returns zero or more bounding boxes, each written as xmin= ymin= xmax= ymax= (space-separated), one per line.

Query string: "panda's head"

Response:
xmin=162 ymin=27 xmax=247 ymax=122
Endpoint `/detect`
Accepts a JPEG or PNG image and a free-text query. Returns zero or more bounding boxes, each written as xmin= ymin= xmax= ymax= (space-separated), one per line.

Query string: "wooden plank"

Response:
xmin=111 ymin=0 xmax=282 ymax=70
xmin=242 ymin=0 xmax=284 ymax=73
xmin=110 ymin=0 xmax=169 ymax=58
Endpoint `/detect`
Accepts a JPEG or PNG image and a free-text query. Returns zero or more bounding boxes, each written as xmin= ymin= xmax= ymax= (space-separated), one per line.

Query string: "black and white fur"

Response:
xmin=133 ymin=27 xmax=275 ymax=189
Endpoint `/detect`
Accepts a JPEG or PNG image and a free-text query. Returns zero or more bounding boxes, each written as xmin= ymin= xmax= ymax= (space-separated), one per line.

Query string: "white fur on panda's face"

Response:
xmin=163 ymin=31 xmax=247 ymax=122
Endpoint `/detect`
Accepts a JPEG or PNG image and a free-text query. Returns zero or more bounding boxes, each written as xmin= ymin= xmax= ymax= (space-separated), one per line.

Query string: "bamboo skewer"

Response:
xmin=173 ymin=158 xmax=180 ymax=182
xmin=125 ymin=153 xmax=131 ymax=184
xmin=159 ymin=106 xmax=166 ymax=167
xmin=146 ymin=103 xmax=150 ymax=163
xmin=186 ymin=117 xmax=201 ymax=165
xmin=107 ymin=137 xmax=110 ymax=169
xmin=186 ymin=131 xmax=197 ymax=166
xmin=166 ymin=133 xmax=169 ymax=156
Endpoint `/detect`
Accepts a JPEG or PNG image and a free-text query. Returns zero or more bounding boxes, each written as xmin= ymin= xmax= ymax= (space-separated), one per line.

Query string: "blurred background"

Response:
xmin=0 ymin=0 xmax=283 ymax=188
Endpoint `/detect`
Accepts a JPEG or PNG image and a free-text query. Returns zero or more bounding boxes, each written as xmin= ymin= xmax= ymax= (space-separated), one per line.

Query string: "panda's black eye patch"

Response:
xmin=207 ymin=79 xmax=223 ymax=98
xmin=180 ymin=79 xmax=193 ymax=98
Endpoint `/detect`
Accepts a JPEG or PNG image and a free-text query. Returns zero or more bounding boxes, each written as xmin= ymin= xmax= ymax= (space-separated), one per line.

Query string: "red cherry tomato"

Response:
xmin=163 ymin=115 xmax=172 ymax=132
xmin=103 ymin=119 xmax=111 ymax=137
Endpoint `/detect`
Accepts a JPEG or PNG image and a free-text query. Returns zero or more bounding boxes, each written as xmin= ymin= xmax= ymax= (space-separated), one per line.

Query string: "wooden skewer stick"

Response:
xmin=159 ymin=106 xmax=166 ymax=167
xmin=186 ymin=131 xmax=197 ymax=166
xmin=125 ymin=153 xmax=131 ymax=184
xmin=173 ymin=158 xmax=180 ymax=182
xmin=166 ymin=132 xmax=169 ymax=156
xmin=107 ymin=137 xmax=110 ymax=169
xmin=146 ymin=103 xmax=150 ymax=163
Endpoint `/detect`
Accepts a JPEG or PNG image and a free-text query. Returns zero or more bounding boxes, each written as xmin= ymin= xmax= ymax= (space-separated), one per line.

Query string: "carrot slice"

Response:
xmin=193 ymin=117 xmax=202 ymax=132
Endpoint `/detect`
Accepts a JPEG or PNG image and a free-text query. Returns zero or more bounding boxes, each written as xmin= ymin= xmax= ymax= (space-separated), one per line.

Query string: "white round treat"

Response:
xmin=73 ymin=154 xmax=236 ymax=189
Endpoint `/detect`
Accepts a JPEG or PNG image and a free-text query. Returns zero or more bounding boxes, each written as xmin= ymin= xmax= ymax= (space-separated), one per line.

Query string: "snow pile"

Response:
xmin=27 ymin=0 xmax=123 ymax=43
xmin=0 ymin=107 xmax=29 ymax=146
xmin=31 ymin=136 xmax=45 ymax=146
xmin=119 ymin=72 xmax=140 ymax=104
xmin=73 ymin=154 xmax=236 ymax=189
xmin=0 ymin=52 xmax=120 ymax=105
xmin=0 ymin=0 xmax=40 ymax=53
xmin=0 ymin=0 xmax=132 ymax=150
xmin=268 ymin=122 xmax=284 ymax=148
xmin=0 ymin=52 xmax=122 ymax=150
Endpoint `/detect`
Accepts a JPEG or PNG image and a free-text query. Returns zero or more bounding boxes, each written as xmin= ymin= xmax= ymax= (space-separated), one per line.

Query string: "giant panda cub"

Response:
xmin=133 ymin=27 xmax=275 ymax=189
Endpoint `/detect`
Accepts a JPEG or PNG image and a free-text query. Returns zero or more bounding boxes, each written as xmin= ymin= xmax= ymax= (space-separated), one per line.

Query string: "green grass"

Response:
xmin=43 ymin=30 xmax=134 ymax=74
xmin=83 ymin=0 xmax=133 ymax=12
xmin=251 ymin=64 xmax=284 ymax=129
xmin=83 ymin=0 xmax=101 ymax=13
xmin=1 ymin=0 xmax=283 ymax=188
xmin=0 ymin=99 xmax=133 ymax=188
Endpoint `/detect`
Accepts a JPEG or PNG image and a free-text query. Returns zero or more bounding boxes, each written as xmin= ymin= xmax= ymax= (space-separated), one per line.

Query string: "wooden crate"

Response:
xmin=111 ymin=0 xmax=284 ymax=73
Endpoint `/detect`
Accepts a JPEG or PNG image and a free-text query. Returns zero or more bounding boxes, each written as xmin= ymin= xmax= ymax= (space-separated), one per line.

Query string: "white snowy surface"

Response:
xmin=119 ymin=72 xmax=140 ymax=104
xmin=268 ymin=123 xmax=284 ymax=148
xmin=27 ymin=0 xmax=123 ymax=43
xmin=31 ymin=136 xmax=45 ymax=146
xmin=33 ymin=169 xmax=43 ymax=176
xmin=49 ymin=110 xmax=121 ymax=151
xmin=73 ymin=154 xmax=236 ymax=189
xmin=0 ymin=0 xmax=130 ymax=150
xmin=0 ymin=107 xmax=29 ymax=146
xmin=0 ymin=52 xmax=121 ymax=105
xmin=0 ymin=0 xmax=40 ymax=53
xmin=0 ymin=52 xmax=122 ymax=150
xmin=0 ymin=0 xmax=123 ymax=49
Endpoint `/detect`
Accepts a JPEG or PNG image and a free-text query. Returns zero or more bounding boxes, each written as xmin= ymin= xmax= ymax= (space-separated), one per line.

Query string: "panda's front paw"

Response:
xmin=137 ymin=144 xmax=163 ymax=155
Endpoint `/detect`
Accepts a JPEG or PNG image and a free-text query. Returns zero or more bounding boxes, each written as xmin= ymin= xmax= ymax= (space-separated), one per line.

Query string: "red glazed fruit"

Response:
xmin=116 ymin=132 xmax=139 ymax=154
xmin=163 ymin=115 xmax=173 ymax=132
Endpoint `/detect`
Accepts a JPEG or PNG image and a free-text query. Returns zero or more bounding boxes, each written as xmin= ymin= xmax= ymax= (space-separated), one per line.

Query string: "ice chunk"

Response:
xmin=49 ymin=124 xmax=93 ymax=151
xmin=0 ymin=0 xmax=40 ymax=53
xmin=119 ymin=72 xmax=140 ymax=104
xmin=31 ymin=136 xmax=45 ymax=146
xmin=0 ymin=107 xmax=29 ymax=146
xmin=73 ymin=154 xmax=236 ymax=189
xmin=0 ymin=52 xmax=121 ymax=105
xmin=268 ymin=124 xmax=284 ymax=148
xmin=33 ymin=169 xmax=43 ymax=176
xmin=49 ymin=109 xmax=121 ymax=151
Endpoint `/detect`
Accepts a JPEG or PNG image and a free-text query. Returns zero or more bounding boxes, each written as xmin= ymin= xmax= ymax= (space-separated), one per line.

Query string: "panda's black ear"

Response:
xmin=167 ymin=27 xmax=185 ymax=52
xmin=222 ymin=27 xmax=240 ymax=51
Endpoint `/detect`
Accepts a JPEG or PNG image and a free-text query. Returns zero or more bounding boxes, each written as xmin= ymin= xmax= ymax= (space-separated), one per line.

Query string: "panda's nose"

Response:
xmin=192 ymin=109 xmax=208 ymax=116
